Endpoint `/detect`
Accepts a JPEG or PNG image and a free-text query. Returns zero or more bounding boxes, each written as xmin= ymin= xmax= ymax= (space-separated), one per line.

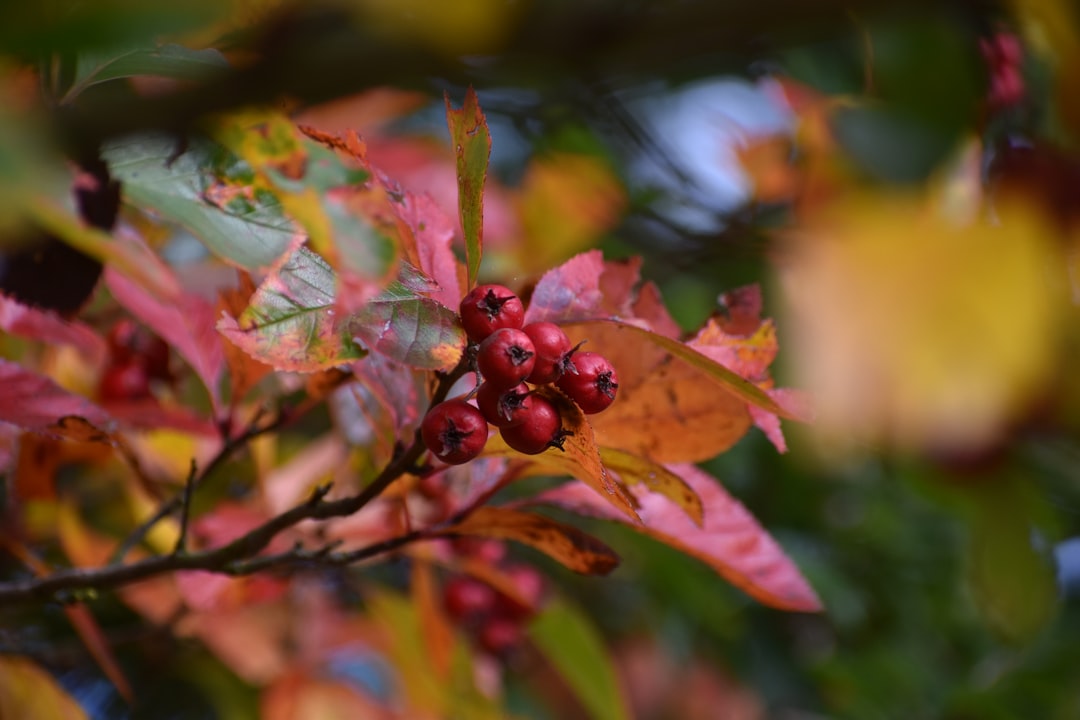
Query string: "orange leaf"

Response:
xmin=537 ymin=466 xmax=822 ymax=612
xmin=443 ymin=506 xmax=620 ymax=576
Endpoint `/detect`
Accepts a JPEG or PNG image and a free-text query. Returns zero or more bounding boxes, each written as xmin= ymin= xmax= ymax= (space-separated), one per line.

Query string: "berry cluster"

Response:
xmin=980 ymin=31 xmax=1024 ymax=110
xmin=442 ymin=540 xmax=544 ymax=657
xmin=98 ymin=319 xmax=173 ymax=402
xmin=421 ymin=284 xmax=619 ymax=465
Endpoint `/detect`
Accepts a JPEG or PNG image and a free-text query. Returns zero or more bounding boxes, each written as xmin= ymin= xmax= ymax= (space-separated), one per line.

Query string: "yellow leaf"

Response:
xmin=0 ymin=656 xmax=88 ymax=720
xmin=782 ymin=192 xmax=1065 ymax=453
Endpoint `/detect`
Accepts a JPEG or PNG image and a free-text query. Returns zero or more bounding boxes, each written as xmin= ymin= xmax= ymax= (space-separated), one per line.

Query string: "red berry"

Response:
xmin=494 ymin=564 xmax=545 ymax=621
xmin=99 ymin=361 xmax=151 ymax=402
xmin=477 ymin=617 xmax=523 ymax=656
xmin=499 ymin=396 xmax=570 ymax=455
xmin=477 ymin=328 xmax=535 ymax=389
xmin=421 ymin=400 xmax=488 ymax=464
xmin=443 ymin=576 xmax=496 ymax=619
xmin=522 ymin=322 xmax=574 ymax=384
xmin=557 ymin=351 xmax=618 ymax=414
xmin=459 ymin=284 xmax=525 ymax=343
xmin=476 ymin=381 xmax=534 ymax=428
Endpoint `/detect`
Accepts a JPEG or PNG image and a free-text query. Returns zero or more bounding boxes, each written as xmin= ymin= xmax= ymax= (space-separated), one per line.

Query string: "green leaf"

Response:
xmin=349 ymin=281 xmax=466 ymax=370
xmin=64 ymin=44 xmax=228 ymax=103
xmin=964 ymin=475 xmax=1059 ymax=644
xmin=104 ymin=134 xmax=301 ymax=271
xmin=0 ymin=655 xmax=89 ymax=720
xmin=445 ymin=87 xmax=491 ymax=289
xmin=571 ymin=319 xmax=804 ymax=420
xmin=528 ymin=598 xmax=632 ymax=720
xmin=218 ymin=247 xmax=364 ymax=372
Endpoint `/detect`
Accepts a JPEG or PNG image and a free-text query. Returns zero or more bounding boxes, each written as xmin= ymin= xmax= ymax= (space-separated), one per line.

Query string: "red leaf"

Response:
xmin=394 ymin=191 xmax=463 ymax=310
xmin=105 ymin=267 xmax=225 ymax=414
xmin=536 ymin=465 xmax=822 ymax=612
xmin=523 ymin=249 xmax=606 ymax=324
xmin=0 ymin=360 xmax=110 ymax=431
xmin=0 ymin=296 xmax=106 ymax=362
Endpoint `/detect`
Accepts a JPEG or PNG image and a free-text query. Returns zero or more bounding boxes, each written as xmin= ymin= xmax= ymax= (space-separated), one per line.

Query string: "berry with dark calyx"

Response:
xmin=459 ymin=284 xmax=525 ymax=343
xmin=476 ymin=381 xmax=533 ymax=428
xmin=522 ymin=321 xmax=574 ymax=384
xmin=556 ymin=351 xmax=618 ymax=414
xmin=499 ymin=395 xmax=571 ymax=455
xmin=477 ymin=328 xmax=535 ymax=389
xmin=421 ymin=400 xmax=488 ymax=465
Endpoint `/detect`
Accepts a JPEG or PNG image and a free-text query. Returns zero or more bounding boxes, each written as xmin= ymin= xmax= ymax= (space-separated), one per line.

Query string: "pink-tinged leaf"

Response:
xmin=441 ymin=506 xmax=620 ymax=575
xmin=105 ymin=267 xmax=225 ymax=413
xmin=101 ymin=399 xmax=219 ymax=435
xmin=688 ymin=315 xmax=778 ymax=383
xmin=393 ymin=191 xmax=463 ymax=310
xmin=535 ymin=465 xmax=822 ymax=612
xmin=445 ymin=87 xmax=491 ymax=289
xmin=218 ymin=247 xmax=365 ymax=372
xmin=0 ymin=296 xmax=106 ymax=361
xmin=598 ymin=447 xmax=703 ymax=527
xmin=348 ymin=281 xmax=466 ymax=371
xmin=0 ymin=360 xmax=110 ymax=431
xmin=748 ymin=388 xmax=813 ymax=454
xmin=523 ymin=249 xmax=606 ymax=324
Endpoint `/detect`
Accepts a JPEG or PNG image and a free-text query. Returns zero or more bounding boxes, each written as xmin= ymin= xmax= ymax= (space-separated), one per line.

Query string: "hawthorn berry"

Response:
xmin=459 ymin=284 xmax=525 ymax=343
xmin=499 ymin=395 xmax=569 ymax=455
xmin=99 ymin=361 xmax=151 ymax=402
xmin=477 ymin=616 xmax=523 ymax=656
xmin=556 ymin=351 xmax=618 ymax=414
xmin=421 ymin=400 xmax=488 ymax=465
xmin=443 ymin=576 xmax=497 ymax=620
xmin=522 ymin=322 xmax=574 ymax=384
xmin=477 ymin=328 xmax=536 ymax=389
xmin=476 ymin=381 xmax=533 ymax=428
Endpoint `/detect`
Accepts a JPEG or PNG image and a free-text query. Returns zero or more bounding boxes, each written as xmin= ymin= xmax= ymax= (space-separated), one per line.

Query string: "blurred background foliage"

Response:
xmin=2 ymin=0 xmax=1080 ymax=718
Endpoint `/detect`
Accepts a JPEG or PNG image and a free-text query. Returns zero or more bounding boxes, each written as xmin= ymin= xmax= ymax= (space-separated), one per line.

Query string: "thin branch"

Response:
xmin=0 ymin=360 xmax=470 ymax=606
xmin=111 ymin=408 xmax=287 ymax=563
xmin=172 ymin=460 xmax=197 ymax=556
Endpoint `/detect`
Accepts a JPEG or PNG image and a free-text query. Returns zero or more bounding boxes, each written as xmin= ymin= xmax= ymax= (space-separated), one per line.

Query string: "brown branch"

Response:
xmin=0 ymin=359 xmax=470 ymax=606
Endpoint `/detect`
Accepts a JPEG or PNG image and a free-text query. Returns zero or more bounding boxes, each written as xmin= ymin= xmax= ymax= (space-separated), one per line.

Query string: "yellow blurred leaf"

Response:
xmin=782 ymin=192 xmax=1065 ymax=453
xmin=518 ymin=153 xmax=626 ymax=272
xmin=0 ymin=656 xmax=88 ymax=720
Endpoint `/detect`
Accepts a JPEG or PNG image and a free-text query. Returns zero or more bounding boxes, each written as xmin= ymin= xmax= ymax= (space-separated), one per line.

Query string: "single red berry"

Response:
xmin=477 ymin=328 xmax=535 ymax=389
xmin=443 ymin=576 xmax=497 ymax=620
xmin=99 ymin=360 xmax=151 ymax=402
xmin=421 ymin=400 xmax=488 ymax=465
xmin=499 ymin=395 xmax=571 ymax=455
xmin=522 ymin=322 xmax=574 ymax=384
xmin=493 ymin=564 xmax=545 ymax=621
xmin=477 ymin=616 xmax=523 ymax=656
xmin=476 ymin=381 xmax=534 ymax=428
xmin=459 ymin=284 xmax=525 ymax=343
xmin=557 ymin=351 xmax=618 ymax=414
